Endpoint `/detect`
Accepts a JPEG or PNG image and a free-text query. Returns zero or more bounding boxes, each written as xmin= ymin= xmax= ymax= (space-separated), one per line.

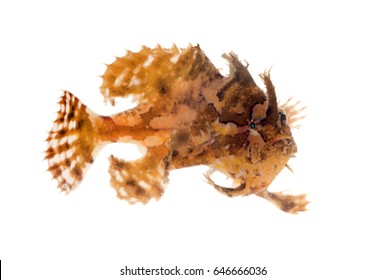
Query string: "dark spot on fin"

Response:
xmin=77 ymin=120 xmax=84 ymax=130
xmin=72 ymin=165 xmax=83 ymax=180
xmin=68 ymin=111 xmax=74 ymax=120
xmin=126 ymin=179 xmax=137 ymax=187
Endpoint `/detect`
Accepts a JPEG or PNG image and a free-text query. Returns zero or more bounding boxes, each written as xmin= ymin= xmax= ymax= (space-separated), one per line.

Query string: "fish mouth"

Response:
xmin=270 ymin=135 xmax=293 ymax=145
xmin=268 ymin=135 xmax=297 ymax=156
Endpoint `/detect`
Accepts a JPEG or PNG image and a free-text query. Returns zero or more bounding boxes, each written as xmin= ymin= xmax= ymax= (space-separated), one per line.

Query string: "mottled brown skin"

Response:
xmin=46 ymin=45 xmax=308 ymax=213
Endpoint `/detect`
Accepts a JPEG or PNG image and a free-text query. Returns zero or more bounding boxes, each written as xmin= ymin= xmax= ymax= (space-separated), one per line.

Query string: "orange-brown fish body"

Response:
xmin=46 ymin=45 xmax=308 ymax=213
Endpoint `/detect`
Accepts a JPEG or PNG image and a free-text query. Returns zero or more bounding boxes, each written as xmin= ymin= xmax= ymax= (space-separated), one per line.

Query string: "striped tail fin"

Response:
xmin=45 ymin=91 xmax=104 ymax=192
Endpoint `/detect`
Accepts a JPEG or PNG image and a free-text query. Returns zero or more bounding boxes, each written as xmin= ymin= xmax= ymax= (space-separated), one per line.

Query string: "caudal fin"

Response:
xmin=45 ymin=91 xmax=104 ymax=192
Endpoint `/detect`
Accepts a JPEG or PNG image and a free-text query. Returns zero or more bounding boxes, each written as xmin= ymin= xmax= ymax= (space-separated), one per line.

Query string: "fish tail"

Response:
xmin=45 ymin=91 xmax=105 ymax=192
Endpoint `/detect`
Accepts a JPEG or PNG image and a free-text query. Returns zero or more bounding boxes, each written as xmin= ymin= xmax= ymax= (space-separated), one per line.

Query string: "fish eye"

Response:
xmin=249 ymin=122 xmax=256 ymax=129
xmin=279 ymin=111 xmax=287 ymax=122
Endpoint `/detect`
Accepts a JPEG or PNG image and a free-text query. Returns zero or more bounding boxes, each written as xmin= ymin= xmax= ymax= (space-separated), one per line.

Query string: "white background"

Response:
xmin=1 ymin=0 xmax=384 ymax=279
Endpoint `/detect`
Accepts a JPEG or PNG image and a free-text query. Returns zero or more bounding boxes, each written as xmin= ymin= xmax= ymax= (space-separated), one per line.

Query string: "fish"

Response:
xmin=45 ymin=44 xmax=308 ymax=213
